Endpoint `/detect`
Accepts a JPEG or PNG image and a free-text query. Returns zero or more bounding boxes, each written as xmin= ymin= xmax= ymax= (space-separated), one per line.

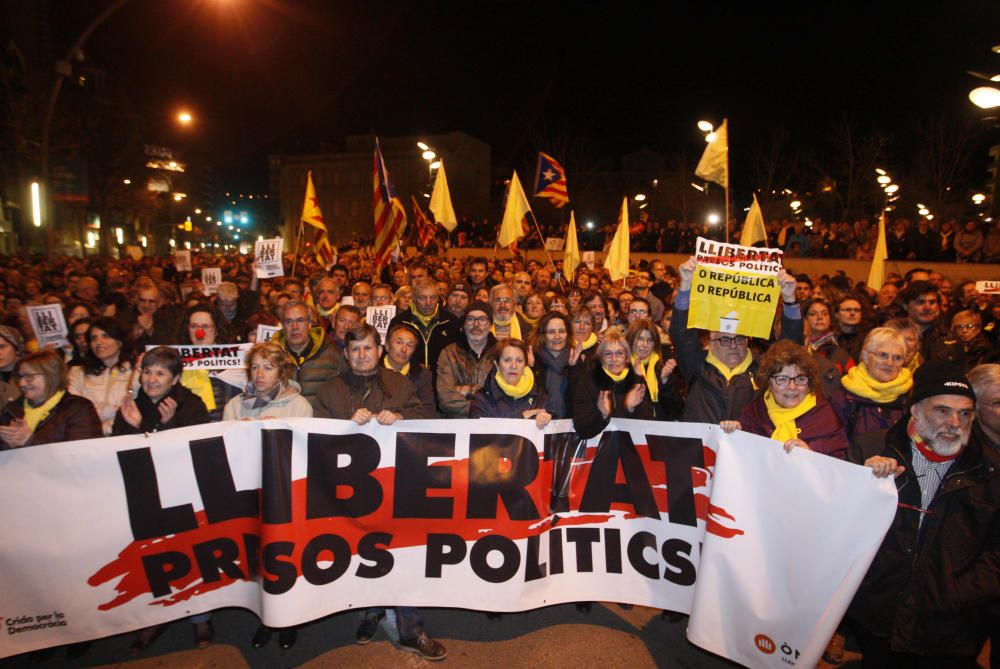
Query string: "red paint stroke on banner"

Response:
xmin=88 ymin=442 xmax=741 ymax=610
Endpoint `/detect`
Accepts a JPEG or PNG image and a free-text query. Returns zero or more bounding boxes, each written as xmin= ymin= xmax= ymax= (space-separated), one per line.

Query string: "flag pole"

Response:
xmin=291 ymin=220 xmax=304 ymax=278
xmin=724 ymin=149 xmax=731 ymax=245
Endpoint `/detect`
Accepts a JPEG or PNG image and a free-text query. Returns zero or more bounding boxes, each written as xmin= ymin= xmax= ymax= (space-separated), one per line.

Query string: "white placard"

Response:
xmin=582 ymin=251 xmax=596 ymax=270
xmin=544 ymin=237 xmax=566 ymax=251
xmin=255 ymin=324 xmax=281 ymax=343
xmin=173 ymin=250 xmax=192 ymax=272
xmin=201 ymin=268 xmax=222 ymax=295
xmin=25 ymin=304 xmax=69 ymax=349
xmin=976 ymin=280 xmax=1000 ymax=295
xmin=365 ymin=305 xmax=397 ymax=342
xmin=254 ymin=238 xmax=284 ymax=278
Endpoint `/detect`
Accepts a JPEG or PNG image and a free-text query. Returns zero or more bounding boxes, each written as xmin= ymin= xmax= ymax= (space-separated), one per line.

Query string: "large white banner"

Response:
xmin=0 ymin=419 xmax=896 ymax=660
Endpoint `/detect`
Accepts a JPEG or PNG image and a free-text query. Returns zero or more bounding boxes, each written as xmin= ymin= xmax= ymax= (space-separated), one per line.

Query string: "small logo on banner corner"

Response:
xmin=754 ymin=633 xmax=777 ymax=654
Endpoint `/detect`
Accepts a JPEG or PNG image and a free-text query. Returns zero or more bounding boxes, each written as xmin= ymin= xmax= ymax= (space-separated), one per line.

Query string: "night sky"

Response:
xmin=58 ymin=1 xmax=1000 ymax=195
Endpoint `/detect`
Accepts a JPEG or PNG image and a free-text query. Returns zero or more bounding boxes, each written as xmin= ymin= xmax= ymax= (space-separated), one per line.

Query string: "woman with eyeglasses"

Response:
xmin=721 ymin=340 xmax=848 ymax=460
xmin=571 ymin=329 xmax=654 ymax=439
xmin=951 ymin=310 xmax=997 ymax=367
xmin=0 ymin=350 xmax=101 ymax=448
xmin=828 ymin=328 xmax=914 ymax=452
xmin=177 ymin=305 xmax=239 ymax=422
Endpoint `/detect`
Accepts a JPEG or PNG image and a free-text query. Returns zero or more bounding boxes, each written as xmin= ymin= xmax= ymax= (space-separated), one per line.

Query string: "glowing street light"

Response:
xmin=790 ymin=200 xmax=802 ymax=210
xmin=885 ymin=184 xmax=900 ymax=194
xmin=634 ymin=193 xmax=647 ymax=202
xmin=972 ymin=193 xmax=987 ymax=204
xmin=30 ymin=182 xmax=41 ymax=227
xmin=697 ymin=120 xmax=714 ymax=132
xmin=705 ymin=132 xmax=717 ymax=143
xmin=877 ymin=175 xmax=892 ymax=185
xmin=177 ymin=110 xmax=193 ymax=125
xmin=429 ymin=160 xmax=441 ymax=170
xmin=875 ymin=168 xmax=887 ymax=176
xmin=421 ymin=150 xmax=436 ymax=161
xmin=918 ymin=207 xmax=930 ymax=216
xmin=706 ymin=212 xmax=721 ymax=225
xmin=417 ymin=141 xmax=429 ymax=151
xmin=122 ymin=178 xmax=131 ymax=185
xmin=969 ymin=86 xmax=1000 ymax=109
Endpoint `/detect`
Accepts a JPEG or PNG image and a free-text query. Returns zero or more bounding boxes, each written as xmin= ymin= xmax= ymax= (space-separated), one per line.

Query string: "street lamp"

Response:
xmin=969 ymin=87 xmax=1000 ymax=109
xmin=417 ymin=141 xmax=429 ymax=151
xmin=634 ymin=193 xmax=647 ymax=202
xmin=697 ymin=120 xmax=714 ymax=133
xmin=972 ymin=193 xmax=987 ymax=205
xmin=177 ymin=110 xmax=194 ymax=125
xmin=706 ymin=213 xmax=721 ymax=225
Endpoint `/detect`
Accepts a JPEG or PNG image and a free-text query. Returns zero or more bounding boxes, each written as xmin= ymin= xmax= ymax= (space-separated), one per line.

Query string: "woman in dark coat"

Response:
xmin=828 ymin=327 xmax=913 ymax=453
xmin=570 ymin=329 xmax=654 ymax=440
xmin=722 ymin=340 xmax=848 ymax=460
xmin=471 ymin=338 xmax=553 ymax=428
xmin=625 ymin=318 xmax=683 ymax=420
xmin=0 ymin=350 xmax=101 ymax=448
xmin=530 ymin=311 xmax=581 ymax=419
xmin=112 ymin=346 xmax=212 ymax=653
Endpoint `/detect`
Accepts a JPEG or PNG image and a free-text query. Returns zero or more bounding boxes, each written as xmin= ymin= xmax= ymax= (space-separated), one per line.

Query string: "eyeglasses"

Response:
xmin=710 ymin=335 xmax=748 ymax=347
xmin=465 ymin=316 xmax=490 ymax=325
xmin=628 ymin=309 xmax=649 ymax=316
xmin=14 ymin=372 xmax=42 ymax=381
xmin=869 ymin=351 xmax=905 ymax=364
xmin=953 ymin=323 xmax=980 ymax=331
xmin=601 ymin=349 xmax=628 ymax=359
xmin=771 ymin=374 xmax=810 ymax=387
xmin=493 ymin=297 xmax=514 ymax=305
xmin=283 ymin=317 xmax=310 ymax=326
xmin=838 ymin=307 xmax=862 ymax=313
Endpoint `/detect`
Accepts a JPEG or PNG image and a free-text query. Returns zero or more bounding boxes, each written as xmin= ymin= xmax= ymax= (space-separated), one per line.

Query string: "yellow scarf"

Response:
xmin=491 ymin=315 xmax=523 ymax=341
xmin=383 ymin=356 xmax=410 ymax=377
xmin=181 ymin=369 xmax=216 ymax=411
xmin=841 ymin=363 xmax=913 ymax=403
xmin=23 ymin=390 xmax=65 ymax=432
xmin=317 ymin=303 xmax=337 ymax=319
xmin=580 ymin=332 xmax=598 ymax=351
xmin=764 ymin=390 xmax=816 ymax=442
xmin=520 ymin=313 xmax=540 ymax=329
xmin=495 ymin=366 xmax=535 ymax=399
xmin=706 ymin=350 xmax=754 ymax=382
xmin=632 ymin=352 xmax=661 ymax=402
xmin=602 ymin=366 xmax=630 ymax=383
xmin=410 ymin=303 xmax=438 ymax=328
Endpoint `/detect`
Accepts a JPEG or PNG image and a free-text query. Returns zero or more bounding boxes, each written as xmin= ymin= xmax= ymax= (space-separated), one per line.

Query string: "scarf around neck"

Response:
xmin=410 ymin=303 xmax=439 ymax=328
xmin=383 ymin=355 xmax=410 ymax=377
xmin=491 ymin=315 xmax=523 ymax=341
xmin=23 ymin=390 xmax=64 ymax=432
xmin=580 ymin=332 xmax=598 ymax=351
xmin=909 ymin=417 xmax=960 ymax=463
xmin=632 ymin=351 xmax=661 ymax=402
xmin=841 ymin=363 xmax=913 ymax=403
xmin=764 ymin=390 xmax=816 ymax=442
xmin=602 ymin=365 xmax=629 ymax=383
xmin=706 ymin=350 xmax=753 ymax=382
xmin=495 ymin=366 xmax=534 ymax=399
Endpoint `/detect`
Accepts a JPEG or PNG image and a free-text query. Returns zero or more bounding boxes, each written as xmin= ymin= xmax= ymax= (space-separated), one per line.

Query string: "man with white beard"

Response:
xmin=846 ymin=361 xmax=1000 ymax=668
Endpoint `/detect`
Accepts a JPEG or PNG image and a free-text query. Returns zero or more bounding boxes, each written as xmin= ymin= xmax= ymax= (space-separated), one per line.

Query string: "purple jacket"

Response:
xmin=828 ymin=387 xmax=907 ymax=445
xmin=739 ymin=393 xmax=848 ymax=460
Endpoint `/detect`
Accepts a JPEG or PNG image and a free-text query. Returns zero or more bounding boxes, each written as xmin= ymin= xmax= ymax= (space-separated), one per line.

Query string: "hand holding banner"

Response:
xmin=688 ymin=237 xmax=784 ymax=338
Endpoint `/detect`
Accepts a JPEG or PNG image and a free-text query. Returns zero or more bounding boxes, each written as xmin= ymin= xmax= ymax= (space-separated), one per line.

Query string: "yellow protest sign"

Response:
xmin=689 ymin=237 xmax=784 ymax=339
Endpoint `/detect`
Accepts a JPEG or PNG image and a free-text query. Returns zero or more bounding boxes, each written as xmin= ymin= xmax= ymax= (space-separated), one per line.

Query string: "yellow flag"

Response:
xmin=301 ymin=170 xmax=326 ymax=232
xmin=868 ymin=211 xmax=888 ymax=290
xmin=429 ymin=160 xmax=458 ymax=232
xmin=603 ymin=198 xmax=630 ymax=282
xmin=498 ymin=171 xmax=531 ymax=249
xmin=695 ymin=119 xmax=729 ymax=189
xmin=564 ymin=211 xmax=581 ymax=278
xmin=739 ymin=193 xmax=767 ymax=246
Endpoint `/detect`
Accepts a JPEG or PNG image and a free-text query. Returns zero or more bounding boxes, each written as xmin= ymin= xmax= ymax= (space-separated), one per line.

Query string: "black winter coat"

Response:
xmin=0 ymin=392 xmax=102 ymax=447
xmin=570 ymin=363 xmax=655 ymax=439
xmin=847 ymin=418 xmax=1000 ymax=656
xmin=111 ymin=383 xmax=210 ymax=435
xmin=470 ymin=372 xmax=551 ymax=419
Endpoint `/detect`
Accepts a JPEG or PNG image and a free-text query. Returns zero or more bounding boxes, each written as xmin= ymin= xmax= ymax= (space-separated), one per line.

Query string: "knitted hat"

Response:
xmin=910 ymin=361 xmax=976 ymax=406
xmin=449 ymin=282 xmax=470 ymax=297
xmin=463 ymin=300 xmax=492 ymax=322
xmin=0 ymin=325 xmax=25 ymax=355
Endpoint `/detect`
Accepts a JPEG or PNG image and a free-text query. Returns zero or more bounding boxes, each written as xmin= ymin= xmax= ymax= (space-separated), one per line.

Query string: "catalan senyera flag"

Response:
xmin=695 ymin=119 xmax=729 ymax=189
xmin=498 ymin=171 xmax=532 ymax=249
xmin=533 ymin=151 xmax=569 ymax=208
xmin=411 ymin=194 xmax=436 ymax=249
xmin=373 ymin=139 xmax=407 ymax=270
xmin=868 ymin=211 xmax=888 ymax=291
xmin=564 ymin=210 xmax=581 ymax=279
xmin=604 ymin=197 xmax=630 ymax=282
xmin=429 ymin=160 xmax=458 ymax=232
xmin=738 ymin=193 xmax=768 ymax=247
xmin=301 ymin=170 xmax=335 ymax=268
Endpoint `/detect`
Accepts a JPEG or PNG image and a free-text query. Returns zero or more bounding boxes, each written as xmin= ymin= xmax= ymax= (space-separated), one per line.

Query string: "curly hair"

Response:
xmin=754 ymin=340 xmax=820 ymax=395
xmin=244 ymin=342 xmax=295 ymax=385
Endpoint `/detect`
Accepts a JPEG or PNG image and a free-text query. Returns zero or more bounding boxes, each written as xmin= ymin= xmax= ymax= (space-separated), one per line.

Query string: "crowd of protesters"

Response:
xmin=1 ymin=245 xmax=1000 ymax=667
xmin=431 ymin=213 xmax=1000 ymax=264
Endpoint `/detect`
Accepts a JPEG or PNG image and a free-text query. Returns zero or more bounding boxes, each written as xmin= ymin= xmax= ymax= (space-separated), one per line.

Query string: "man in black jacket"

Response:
xmin=901 ymin=281 xmax=967 ymax=370
xmin=849 ymin=362 xmax=1000 ymax=667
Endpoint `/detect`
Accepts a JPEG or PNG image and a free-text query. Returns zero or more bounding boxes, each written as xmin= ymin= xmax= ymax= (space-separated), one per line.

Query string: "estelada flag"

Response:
xmin=411 ymin=195 xmax=436 ymax=249
xmin=300 ymin=171 xmax=334 ymax=268
xmin=532 ymin=152 xmax=569 ymax=208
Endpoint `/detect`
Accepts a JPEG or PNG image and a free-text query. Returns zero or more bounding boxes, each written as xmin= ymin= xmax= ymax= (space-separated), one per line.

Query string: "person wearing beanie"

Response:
xmin=435 ymin=301 xmax=495 ymax=418
xmin=0 ymin=324 xmax=25 ymax=383
xmin=846 ymin=361 xmax=1000 ymax=666
xmin=445 ymin=283 xmax=470 ymax=320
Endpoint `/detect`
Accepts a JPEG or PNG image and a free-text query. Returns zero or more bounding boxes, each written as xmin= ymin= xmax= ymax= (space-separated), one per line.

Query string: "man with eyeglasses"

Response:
xmin=848 ymin=362 xmax=1000 ymax=668
xmin=388 ymin=277 xmax=458 ymax=374
xmin=490 ymin=283 xmax=530 ymax=340
xmin=670 ymin=257 xmax=802 ymax=423
xmin=633 ymin=269 xmax=665 ymax=322
xmin=272 ymin=300 xmax=346 ymax=409
xmin=436 ymin=301 xmax=497 ymax=418
xmin=625 ymin=296 xmax=654 ymax=327
xmin=900 ymin=280 xmax=967 ymax=370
